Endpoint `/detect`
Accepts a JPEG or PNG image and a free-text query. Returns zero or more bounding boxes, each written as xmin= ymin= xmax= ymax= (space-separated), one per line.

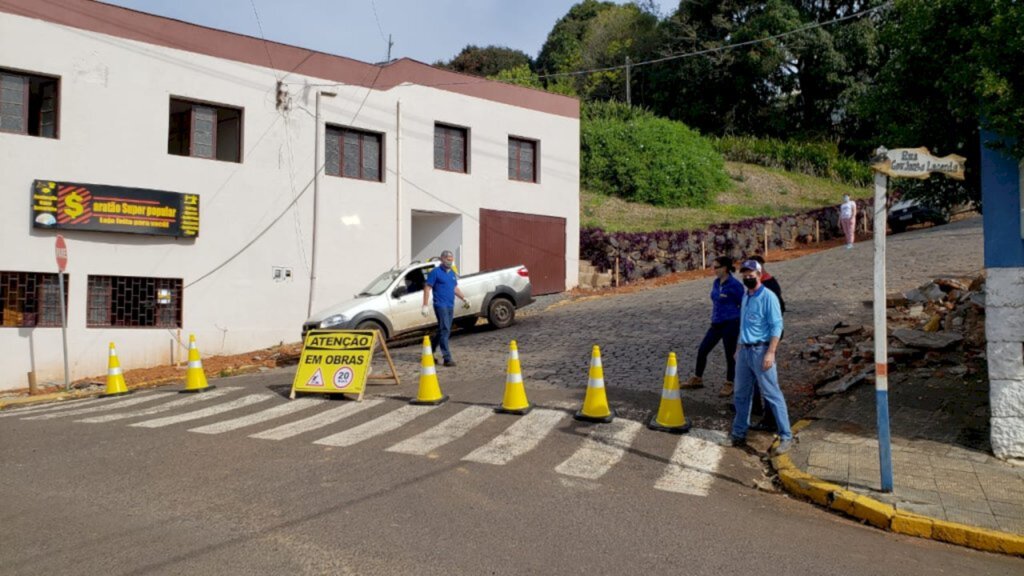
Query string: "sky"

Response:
xmin=98 ymin=0 xmax=674 ymax=66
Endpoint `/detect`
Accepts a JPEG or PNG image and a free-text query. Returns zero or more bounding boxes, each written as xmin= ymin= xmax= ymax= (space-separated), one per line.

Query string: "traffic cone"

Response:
xmin=180 ymin=334 xmax=214 ymax=393
xmin=648 ymin=352 xmax=691 ymax=434
xmin=411 ymin=336 xmax=448 ymax=405
xmin=496 ymin=340 xmax=531 ymax=415
xmin=574 ymin=345 xmax=614 ymax=423
xmin=102 ymin=342 xmax=131 ymax=397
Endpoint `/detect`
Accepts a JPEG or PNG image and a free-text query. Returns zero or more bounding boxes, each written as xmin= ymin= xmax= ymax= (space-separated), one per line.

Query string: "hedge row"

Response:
xmin=711 ymin=135 xmax=872 ymax=186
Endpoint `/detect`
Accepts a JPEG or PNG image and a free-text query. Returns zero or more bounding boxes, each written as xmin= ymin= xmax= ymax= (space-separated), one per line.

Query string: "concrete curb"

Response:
xmin=772 ymin=419 xmax=1024 ymax=557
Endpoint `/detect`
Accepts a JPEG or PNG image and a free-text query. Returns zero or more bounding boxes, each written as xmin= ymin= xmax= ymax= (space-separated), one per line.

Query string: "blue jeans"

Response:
xmin=433 ymin=305 xmax=454 ymax=362
xmin=732 ymin=344 xmax=792 ymax=441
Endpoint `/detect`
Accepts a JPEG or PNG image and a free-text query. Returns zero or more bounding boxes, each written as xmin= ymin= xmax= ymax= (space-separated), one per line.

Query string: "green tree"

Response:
xmin=436 ymin=45 xmax=533 ymax=78
xmin=854 ymin=0 xmax=1023 ymax=209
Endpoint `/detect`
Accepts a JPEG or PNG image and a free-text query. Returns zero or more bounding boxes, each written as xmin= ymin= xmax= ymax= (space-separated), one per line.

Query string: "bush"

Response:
xmin=581 ymin=102 xmax=730 ymax=207
xmin=712 ymin=136 xmax=872 ymax=186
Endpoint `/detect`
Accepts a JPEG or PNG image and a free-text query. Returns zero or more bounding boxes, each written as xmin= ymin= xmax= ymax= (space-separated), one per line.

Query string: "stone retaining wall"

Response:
xmin=581 ymin=200 xmax=875 ymax=281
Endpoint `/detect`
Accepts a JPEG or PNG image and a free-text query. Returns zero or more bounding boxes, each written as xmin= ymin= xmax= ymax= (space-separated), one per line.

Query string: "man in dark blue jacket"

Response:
xmin=681 ymin=256 xmax=744 ymax=397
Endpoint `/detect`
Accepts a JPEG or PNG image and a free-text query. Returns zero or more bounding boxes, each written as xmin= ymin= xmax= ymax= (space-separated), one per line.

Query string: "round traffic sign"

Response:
xmin=55 ymin=235 xmax=68 ymax=272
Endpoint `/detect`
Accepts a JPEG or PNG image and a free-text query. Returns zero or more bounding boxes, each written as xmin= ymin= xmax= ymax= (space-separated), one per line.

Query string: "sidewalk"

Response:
xmin=774 ymin=373 xmax=1024 ymax=556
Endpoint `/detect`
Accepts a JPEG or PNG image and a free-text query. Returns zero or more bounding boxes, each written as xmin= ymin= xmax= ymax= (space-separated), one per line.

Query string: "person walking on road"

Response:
xmin=731 ymin=259 xmax=794 ymax=455
xmin=681 ymin=256 xmax=744 ymax=397
xmin=839 ymin=194 xmax=858 ymax=249
xmin=422 ymin=250 xmax=469 ymax=367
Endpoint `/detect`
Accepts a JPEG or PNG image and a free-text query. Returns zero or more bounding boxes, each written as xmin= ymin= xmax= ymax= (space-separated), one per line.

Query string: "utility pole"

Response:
xmin=625 ymin=56 xmax=631 ymax=106
xmin=387 ymin=34 xmax=394 ymax=62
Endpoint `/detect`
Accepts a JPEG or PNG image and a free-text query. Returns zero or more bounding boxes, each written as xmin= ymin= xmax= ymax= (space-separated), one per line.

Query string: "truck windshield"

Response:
xmin=358 ymin=270 xmax=402 ymax=296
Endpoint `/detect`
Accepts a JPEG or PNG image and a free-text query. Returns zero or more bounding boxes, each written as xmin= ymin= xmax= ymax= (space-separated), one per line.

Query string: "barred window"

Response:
xmin=434 ymin=124 xmax=468 ymax=173
xmin=0 ymin=68 xmax=59 ymax=138
xmin=87 ymin=275 xmax=182 ymax=328
xmin=325 ymin=126 xmax=382 ymax=182
xmin=168 ymin=98 xmax=242 ymax=162
xmin=508 ymin=137 xmax=537 ymax=183
xmin=1 ymin=271 xmax=67 ymax=327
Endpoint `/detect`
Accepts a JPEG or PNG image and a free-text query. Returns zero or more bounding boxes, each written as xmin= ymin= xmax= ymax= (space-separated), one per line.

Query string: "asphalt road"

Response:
xmin=2 ymin=217 xmax=1019 ymax=575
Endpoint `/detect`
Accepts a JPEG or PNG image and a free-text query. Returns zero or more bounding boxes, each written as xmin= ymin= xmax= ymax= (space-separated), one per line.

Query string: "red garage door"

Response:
xmin=480 ymin=209 xmax=566 ymax=295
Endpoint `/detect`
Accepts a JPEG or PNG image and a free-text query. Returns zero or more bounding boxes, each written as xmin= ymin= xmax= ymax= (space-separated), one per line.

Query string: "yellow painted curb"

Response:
xmin=772 ymin=419 xmax=1024 ymax=557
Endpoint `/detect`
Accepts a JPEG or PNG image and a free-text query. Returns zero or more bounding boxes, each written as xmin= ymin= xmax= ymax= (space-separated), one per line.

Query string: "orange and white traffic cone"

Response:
xmin=574 ymin=345 xmax=614 ymax=423
xmin=411 ymin=336 xmax=448 ymax=405
xmin=496 ymin=340 xmax=531 ymax=415
xmin=648 ymin=352 xmax=690 ymax=433
xmin=102 ymin=342 xmax=131 ymax=397
xmin=180 ymin=334 xmax=214 ymax=393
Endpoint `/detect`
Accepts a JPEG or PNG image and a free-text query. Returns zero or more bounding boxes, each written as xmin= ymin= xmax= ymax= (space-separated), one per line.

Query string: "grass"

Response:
xmin=581 ymin=162 xmax=871 ymax=232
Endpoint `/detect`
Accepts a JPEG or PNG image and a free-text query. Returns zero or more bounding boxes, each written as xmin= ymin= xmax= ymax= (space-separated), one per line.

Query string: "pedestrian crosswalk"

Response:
xmin=1 ymin=388 xmax=735 ymax=497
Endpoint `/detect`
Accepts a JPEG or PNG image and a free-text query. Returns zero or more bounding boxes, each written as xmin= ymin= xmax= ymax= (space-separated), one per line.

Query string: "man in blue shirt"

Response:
xmin=731 ymin=259 xmax=794 ymax=455
xmin=422 ymin=250 xmax=468 ymax=367
xmin=681 ymin=256 xmax=744 ymax=397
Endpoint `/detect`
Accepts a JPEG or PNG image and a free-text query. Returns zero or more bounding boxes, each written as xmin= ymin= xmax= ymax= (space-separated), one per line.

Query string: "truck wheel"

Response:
xmin=356 ymin=320 xmax=386 ymax=339
xmin=487 ymin=298 xmax=515 ymax=329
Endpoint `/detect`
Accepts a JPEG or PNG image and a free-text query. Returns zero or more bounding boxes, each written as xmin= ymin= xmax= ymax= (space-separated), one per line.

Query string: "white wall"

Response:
xmin=0 ymin=12 xmax=579 ymax=391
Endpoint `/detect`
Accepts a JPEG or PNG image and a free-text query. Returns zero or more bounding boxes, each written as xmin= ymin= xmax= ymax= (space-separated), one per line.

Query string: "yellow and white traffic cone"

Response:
xmin=648 ymin=352 xmax=690 ymax=433
xmin=574 ymin=345 xmax=614 ymax=423
xmin=102 ymin=342 xmax=131 ymax=397
xmin=180 ymin=334 xmax=214 ymax=393
xmin=411 ymin=336 xmax=448 ymax=405
xmin=496 ymin=340 xmax=531 ymax=415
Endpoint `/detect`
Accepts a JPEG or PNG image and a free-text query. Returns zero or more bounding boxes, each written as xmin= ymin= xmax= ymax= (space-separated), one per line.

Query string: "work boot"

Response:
xmin=680 ymin=376 xmax=704 ymax=390
xmin=443 ymin=359 xmax=457 ymax=367
xmin=718 ymin=381 xmax=734 ymax=397
xmin=729 ymin=435 xmax=747 ymax=448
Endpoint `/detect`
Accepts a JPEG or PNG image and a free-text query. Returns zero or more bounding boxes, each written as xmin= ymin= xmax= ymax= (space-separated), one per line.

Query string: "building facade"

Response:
xmin=0 ymin=0 xmax=580 ymax=392
xmin=980 ymin=130 xmax=1024 ymax=460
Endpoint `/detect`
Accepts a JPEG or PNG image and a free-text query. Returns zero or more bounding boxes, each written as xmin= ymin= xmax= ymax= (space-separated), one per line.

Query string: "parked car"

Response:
xmin=302 ymin=262 xmax=533 ymax=340
xmin=887 ymin=197 xmax=949 ymax=233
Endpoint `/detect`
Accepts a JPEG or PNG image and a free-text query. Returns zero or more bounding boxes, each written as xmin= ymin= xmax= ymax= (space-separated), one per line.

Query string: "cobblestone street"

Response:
xmin=383 ymin=216 xmax=984 ymax=429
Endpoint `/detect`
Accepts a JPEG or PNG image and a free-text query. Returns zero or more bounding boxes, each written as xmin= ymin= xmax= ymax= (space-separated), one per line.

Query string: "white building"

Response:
xmin=0 ymin=0 xmax=580 ymax=392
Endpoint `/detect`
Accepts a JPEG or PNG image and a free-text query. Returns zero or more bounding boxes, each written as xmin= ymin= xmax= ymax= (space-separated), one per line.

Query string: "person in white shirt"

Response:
xmin=839 ymin=194 xmax=857 ymax=249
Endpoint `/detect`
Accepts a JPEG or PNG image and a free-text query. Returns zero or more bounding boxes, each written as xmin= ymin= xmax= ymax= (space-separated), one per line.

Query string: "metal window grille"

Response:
xmin=0 ymin=271 xmax=67 ymax=327
xmin=434 ymin=124 xmax=467 ymax=173
xmin=508 ymin=137 xmax=536 ymax=182
xmin=325 ymin=126 xmax=382 ymax=181
xmin=86 ymin=275 xmax=182 ymax=328
xmin=0 ymin=73 xmax=27 ymax=134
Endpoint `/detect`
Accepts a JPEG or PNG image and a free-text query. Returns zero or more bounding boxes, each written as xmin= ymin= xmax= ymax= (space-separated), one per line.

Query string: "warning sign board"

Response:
xmin=290 ymin=330 xmax=398 ymax=399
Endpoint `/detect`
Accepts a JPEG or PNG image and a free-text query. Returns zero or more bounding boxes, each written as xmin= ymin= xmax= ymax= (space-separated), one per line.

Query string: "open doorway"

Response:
xmin=411 ymin=211 xmax=463 ymax=270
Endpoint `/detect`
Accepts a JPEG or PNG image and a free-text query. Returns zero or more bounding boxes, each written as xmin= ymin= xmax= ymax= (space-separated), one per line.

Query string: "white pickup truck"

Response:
xmin=302 ymin=262 xmax=534 ymax=339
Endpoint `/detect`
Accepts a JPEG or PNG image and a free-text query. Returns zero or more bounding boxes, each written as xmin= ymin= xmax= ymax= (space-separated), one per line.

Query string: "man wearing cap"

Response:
xmin=731 ymin=259 xmax=794 ymax=455
xmin=422 ymin=250 xmax=469 ymax=367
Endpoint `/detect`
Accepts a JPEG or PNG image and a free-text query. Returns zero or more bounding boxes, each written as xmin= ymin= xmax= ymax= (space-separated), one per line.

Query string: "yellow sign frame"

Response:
xmin=289 ymin=330 xmax=399 ymax=400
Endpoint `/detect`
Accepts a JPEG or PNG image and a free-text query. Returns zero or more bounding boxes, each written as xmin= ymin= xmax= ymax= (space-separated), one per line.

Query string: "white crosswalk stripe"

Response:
xmin=654 ymin=429 xmax=727 ymax=496
xmin=314 ymin=404 xmax=437 ymax=448
xmin=131 ymin=394 xmax=272 ymax=428
xmin=77 ymin=387 xmax=239 ymax=423
xmin=190 ymin=397 xmax=326 ymax=434
xmin=555 ymin=419 xmax=643 ymax=480
xmin=462 ymin=408 xmax=566 ymax=465
xmin=0 ymin=397 xmax=107 ymax=418
xmin=386 ymin=405 xmax=494 ymax=456
xmin=249 ymin=398 xmax=384 ymax=441
xmin=23 ymin=393 xmax=175 ymax=420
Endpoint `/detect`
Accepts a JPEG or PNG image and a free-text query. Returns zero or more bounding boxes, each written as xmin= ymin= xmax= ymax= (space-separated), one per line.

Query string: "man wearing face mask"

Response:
xmin=731 ymin=259 xmax=794 ymax=455
xmin=839 ymin=194 xmax=858 ymax=249
xmin=422 ymin=250 xmax=469 ymax=367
